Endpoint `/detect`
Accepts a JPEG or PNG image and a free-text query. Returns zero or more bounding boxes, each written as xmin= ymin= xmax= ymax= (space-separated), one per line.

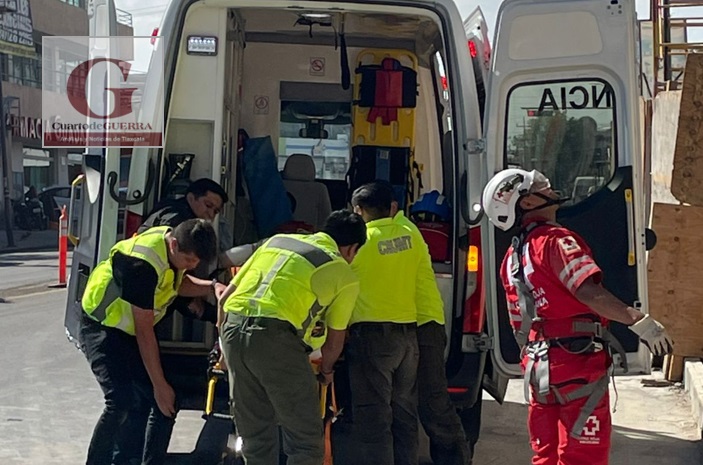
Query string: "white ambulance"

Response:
xmin=64 ymin=0 xmax=652 ymax=460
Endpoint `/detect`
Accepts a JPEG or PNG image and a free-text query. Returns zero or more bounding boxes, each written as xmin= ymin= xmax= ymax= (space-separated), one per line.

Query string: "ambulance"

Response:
xmin=64 ymin=0 xmax=652 ymax=459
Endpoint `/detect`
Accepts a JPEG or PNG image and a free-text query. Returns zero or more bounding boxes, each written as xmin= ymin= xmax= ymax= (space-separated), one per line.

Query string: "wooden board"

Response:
xmin=672 ymin=54 xmax=703 ymax=206
xmin=664 ymin=354 xmax=685 ymax=382
xmin=647 ymin=203 xmax=703 ymax=357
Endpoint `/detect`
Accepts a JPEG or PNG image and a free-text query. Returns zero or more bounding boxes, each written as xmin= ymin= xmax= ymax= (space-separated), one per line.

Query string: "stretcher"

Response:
xmin=202 ymin=348 xmax=339 ymax=465
xmin=352 ymin=49 xmax=418 ymax=148
xmin=348 ymin=49 xmax=422 ymax=209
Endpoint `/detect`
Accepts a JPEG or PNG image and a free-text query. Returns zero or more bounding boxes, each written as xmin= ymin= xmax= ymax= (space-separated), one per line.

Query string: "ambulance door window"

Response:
xmin=504 ymin=79 xmax=616 ymax=205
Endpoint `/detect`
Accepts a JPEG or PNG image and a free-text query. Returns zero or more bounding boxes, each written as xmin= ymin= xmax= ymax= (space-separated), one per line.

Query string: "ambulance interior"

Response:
xmin=141 ymin=4 xmax=471 ymax=390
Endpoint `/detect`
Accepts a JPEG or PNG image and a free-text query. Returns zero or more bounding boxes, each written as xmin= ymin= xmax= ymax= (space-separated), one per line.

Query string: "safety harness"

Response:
xmin=511 ymin=222 xmax=628 ymax=438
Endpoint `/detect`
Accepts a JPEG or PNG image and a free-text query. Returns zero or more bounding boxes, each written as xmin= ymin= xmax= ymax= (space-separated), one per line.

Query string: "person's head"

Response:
xmin=482 ymin=169 xmax=564 ymax=231
xmin=321 ymin=210 xmax=367 ymax=263
xmin=167 ymin=218 xmax=218 ymax=270
xmin=185 ymin=178 xmax=228 ymax=221
xmin=351 ymin=181 xmax=398 ymax=223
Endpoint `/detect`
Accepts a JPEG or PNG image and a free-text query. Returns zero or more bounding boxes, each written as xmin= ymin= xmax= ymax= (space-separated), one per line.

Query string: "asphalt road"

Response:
xmin=0 ymin=288 xmax=700 ymax=465
xmin=0 ymin=252 xmax=71 ymax=296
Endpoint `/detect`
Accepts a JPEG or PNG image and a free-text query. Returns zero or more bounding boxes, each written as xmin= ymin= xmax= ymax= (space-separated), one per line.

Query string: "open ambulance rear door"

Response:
xmin=64 ymin=0 xmax=129 ymax=344
xmin=483 ymin=0 xmax=651 ymax=380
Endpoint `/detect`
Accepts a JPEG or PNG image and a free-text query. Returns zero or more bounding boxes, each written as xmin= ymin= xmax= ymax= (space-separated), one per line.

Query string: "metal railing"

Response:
xmin=116 ymin=8 xmax=133 ymax=28
xmin=652 ymin=0 xmax=703 ymax=94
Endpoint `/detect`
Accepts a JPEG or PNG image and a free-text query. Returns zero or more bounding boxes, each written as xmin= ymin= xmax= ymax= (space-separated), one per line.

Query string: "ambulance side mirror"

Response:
xmin=645 ymin=228 xmax=657 ymax=251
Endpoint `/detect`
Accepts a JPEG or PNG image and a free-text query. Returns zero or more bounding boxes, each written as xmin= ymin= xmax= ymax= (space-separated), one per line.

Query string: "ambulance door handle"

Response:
xmin=624 ymin=189 xmax=635 ymax=266
xmin=107 ymin=160 xmax=155 ymax=206
xmin=68 ymin=174 xmax=84 ymax=246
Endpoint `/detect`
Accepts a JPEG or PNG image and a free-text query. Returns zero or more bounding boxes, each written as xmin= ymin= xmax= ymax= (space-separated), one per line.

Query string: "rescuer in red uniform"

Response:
xmin=482 ymin=168 xmax=673 ymax=465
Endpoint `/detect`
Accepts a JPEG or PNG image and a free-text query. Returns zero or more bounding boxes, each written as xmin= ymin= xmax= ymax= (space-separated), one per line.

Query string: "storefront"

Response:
xmin=7 ymin=113 xmax=70 ymax=200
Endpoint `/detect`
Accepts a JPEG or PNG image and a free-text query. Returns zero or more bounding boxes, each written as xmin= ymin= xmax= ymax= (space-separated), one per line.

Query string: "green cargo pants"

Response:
xmin=220 ymin=313 xmax=323 ymax=465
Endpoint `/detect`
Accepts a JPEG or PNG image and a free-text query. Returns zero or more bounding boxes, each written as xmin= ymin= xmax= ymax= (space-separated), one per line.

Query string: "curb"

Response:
xmin=0 ymin=245 xmax=57 ymax=255
xmin=0 ymin=281 xmax=61 ymax=300
xmin=683 ymin=358 xmax=703 ymax=433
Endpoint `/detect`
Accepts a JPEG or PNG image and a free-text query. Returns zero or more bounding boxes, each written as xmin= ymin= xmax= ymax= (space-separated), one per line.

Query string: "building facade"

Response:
xmin=0 ymin=0 xmax=133 ymax=220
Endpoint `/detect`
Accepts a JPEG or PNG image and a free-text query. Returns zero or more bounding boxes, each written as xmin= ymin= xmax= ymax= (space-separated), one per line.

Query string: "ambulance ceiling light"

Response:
xmin=186 ymin=35 xmax=218 ymax=56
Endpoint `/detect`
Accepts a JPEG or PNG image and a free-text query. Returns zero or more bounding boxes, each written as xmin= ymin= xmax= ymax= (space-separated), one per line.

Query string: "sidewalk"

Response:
xmin=0 ymin=229 xmax=58 ymax=254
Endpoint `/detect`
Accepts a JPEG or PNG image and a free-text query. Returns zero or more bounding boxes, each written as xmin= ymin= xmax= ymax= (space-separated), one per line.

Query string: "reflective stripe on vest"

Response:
xmin=83 ymin=226 xmax=181 ymax=335
xmin=254 ymin=236 xmax=334 ymax=332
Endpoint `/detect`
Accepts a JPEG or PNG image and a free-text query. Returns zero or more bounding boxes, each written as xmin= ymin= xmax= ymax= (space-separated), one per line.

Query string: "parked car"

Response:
xmin=38 ymin=185 xmax=71 ymax=223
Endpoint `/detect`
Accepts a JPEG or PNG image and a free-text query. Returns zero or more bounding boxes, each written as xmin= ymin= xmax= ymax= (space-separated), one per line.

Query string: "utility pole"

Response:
xmin=0 ymin=59 xmax=14 ymax=248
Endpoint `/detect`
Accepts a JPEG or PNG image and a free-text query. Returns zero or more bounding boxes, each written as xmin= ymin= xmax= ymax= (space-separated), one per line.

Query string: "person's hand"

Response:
xmin=213 ymin=282 xmax=227 ymax=300
xmin=187 ymin=299 xmax=205 ymax=319
xmin=154 ymin=382 xmax=177 ymax=418
xmin=317 ymin=369 xmax=334 ymax=386
xmin=218 ymin=352 xmax=228 ymax=372
xmin=630 ymin=315 xmax=674 ymax=356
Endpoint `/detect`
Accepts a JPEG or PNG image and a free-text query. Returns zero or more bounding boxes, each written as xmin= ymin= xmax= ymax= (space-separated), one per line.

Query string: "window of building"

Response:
xmin=23 ymin=148 xmax=54 ymax=192
xmin=504 ymin=79 xmax=617 ymax=205
xmin=0 ymin=49 xmax=42 ymax=88
xmin=60 ymin=0 xmax=85 ymax=7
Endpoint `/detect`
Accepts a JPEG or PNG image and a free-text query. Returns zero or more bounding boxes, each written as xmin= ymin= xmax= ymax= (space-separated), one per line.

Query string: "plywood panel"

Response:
xmin=647 ymin=203 xmax=703 ymax=357
xmin=672 ymin=54 xmax=703 ymax=206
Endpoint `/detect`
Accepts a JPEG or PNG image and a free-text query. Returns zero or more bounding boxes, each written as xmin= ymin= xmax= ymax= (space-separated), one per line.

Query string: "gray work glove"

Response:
xmin=630 ymin=315 xmax=674 ymax=356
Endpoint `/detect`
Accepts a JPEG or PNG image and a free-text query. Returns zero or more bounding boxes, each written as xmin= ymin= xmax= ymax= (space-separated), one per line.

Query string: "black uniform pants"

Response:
xmin=79 ymin=313 xmax=175 ymax=465
xmin=346 ymin=322 xmax=419 ymax=465
xmin=418 ymin=322 xmax=472 ymax=465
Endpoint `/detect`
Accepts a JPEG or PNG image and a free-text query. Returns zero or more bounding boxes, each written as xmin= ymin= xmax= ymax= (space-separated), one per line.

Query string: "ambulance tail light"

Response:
xmin=468 ymin=40 xmax=478 ymax=59
xmin=463 ymin=227 xmax=486 ymax=334
xmin=124 ymin=210 xmax=143 ymax=238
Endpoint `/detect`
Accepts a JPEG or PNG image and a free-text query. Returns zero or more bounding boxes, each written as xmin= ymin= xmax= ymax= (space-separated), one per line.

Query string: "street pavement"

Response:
xmin=0 ymin=251 xmax=71 ymax=297
xmin=0 ymin=284 xmax=700 ymax=464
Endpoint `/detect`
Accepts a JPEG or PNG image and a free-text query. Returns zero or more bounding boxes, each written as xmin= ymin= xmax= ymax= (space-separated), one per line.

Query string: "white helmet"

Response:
xmin=481 ymin=169 xmax=551 ymax=231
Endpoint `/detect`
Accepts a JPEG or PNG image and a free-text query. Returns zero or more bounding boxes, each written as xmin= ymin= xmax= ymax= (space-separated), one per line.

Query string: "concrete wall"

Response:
xmin=32 ymin=0 xmax=88 ymax=36
xmin=651 ymin=90 xmax=681 ymax=206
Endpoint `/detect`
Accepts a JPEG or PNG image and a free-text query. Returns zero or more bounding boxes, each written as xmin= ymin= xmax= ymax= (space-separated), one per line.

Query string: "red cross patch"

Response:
xmin=558 ymin=236 xmax=581 ymax=255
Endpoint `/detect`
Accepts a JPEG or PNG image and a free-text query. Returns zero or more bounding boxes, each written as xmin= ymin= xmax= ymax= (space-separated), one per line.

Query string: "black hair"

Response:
xmin=350 ymin=181 xmax=394 ymax=220
xmin=187 ymin=178 xmax=229 ymax=204
xmin=172 ymin=218 xmax=218 ymax=262
xmin=322 ymin=210 xmax=367 ymax=248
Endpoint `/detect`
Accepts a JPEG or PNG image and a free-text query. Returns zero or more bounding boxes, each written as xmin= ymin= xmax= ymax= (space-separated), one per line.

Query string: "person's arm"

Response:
xmin=575 ymin=278 xmax=643 ymax=325
xmin=318 ymin=329 xmax=346 ymax=385
xmin=414 ymin=238 xmax=444 ymax=323
xmin=216 ymin=283 xmax=237 ymax=330
xmin=178 ymin=274 xmax=226 ymax=298
xmin=317 ymin=273 xmax=360 ymax=384
xmin=219 ymin=238 xmax=267 ymax=268
xmin=133 ymin=307 xmax=176 ymax=417
xmin=112 ymin=253 xmax=175 ymax=417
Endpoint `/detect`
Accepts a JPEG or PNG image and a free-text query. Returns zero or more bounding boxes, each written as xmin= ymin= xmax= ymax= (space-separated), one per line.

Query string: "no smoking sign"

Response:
xmin=309 ymin=57 xmax=325 ymax=76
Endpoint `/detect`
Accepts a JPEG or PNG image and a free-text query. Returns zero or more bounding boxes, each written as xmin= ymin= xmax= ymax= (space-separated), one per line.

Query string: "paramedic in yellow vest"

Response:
xmin=348 ymin=181 xmax=427 ymax=465
xmin=78 ymin=219 xmax=222 ymax=465
xmin=217 ymin=210 xmax=366 ymax=465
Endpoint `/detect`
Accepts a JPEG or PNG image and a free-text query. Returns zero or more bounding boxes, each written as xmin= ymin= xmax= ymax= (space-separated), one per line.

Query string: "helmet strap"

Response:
xmin=516 ymin=192 xmax=570 ymax=225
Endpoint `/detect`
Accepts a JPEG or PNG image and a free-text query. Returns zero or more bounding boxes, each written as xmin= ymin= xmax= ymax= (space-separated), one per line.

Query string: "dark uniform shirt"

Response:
xmin=137 ymin=198 xmax=195 ymax=234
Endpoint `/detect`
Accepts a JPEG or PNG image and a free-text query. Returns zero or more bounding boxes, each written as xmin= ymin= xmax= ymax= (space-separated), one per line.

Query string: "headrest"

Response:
xmin=283 ymin=154 xmax=316 ymax=182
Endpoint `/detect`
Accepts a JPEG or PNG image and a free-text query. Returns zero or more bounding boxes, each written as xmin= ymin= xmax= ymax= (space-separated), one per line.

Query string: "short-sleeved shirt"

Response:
xmin=351 ymin=211 xmax=443 ymax=325
xmin=138 ymin=198 xmax=195 ymax=233
xmin=225 ymin=232 xmax=359 ymax=332
xmin=499 ymin=222 xmax=604 ymax=334
xmin=111 ymin=252 xmax=158 ymax=310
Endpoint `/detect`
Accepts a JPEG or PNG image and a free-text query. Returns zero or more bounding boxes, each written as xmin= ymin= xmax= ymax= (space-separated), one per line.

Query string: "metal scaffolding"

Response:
xmin=652 ymin=0 xmax=703 ymax=94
